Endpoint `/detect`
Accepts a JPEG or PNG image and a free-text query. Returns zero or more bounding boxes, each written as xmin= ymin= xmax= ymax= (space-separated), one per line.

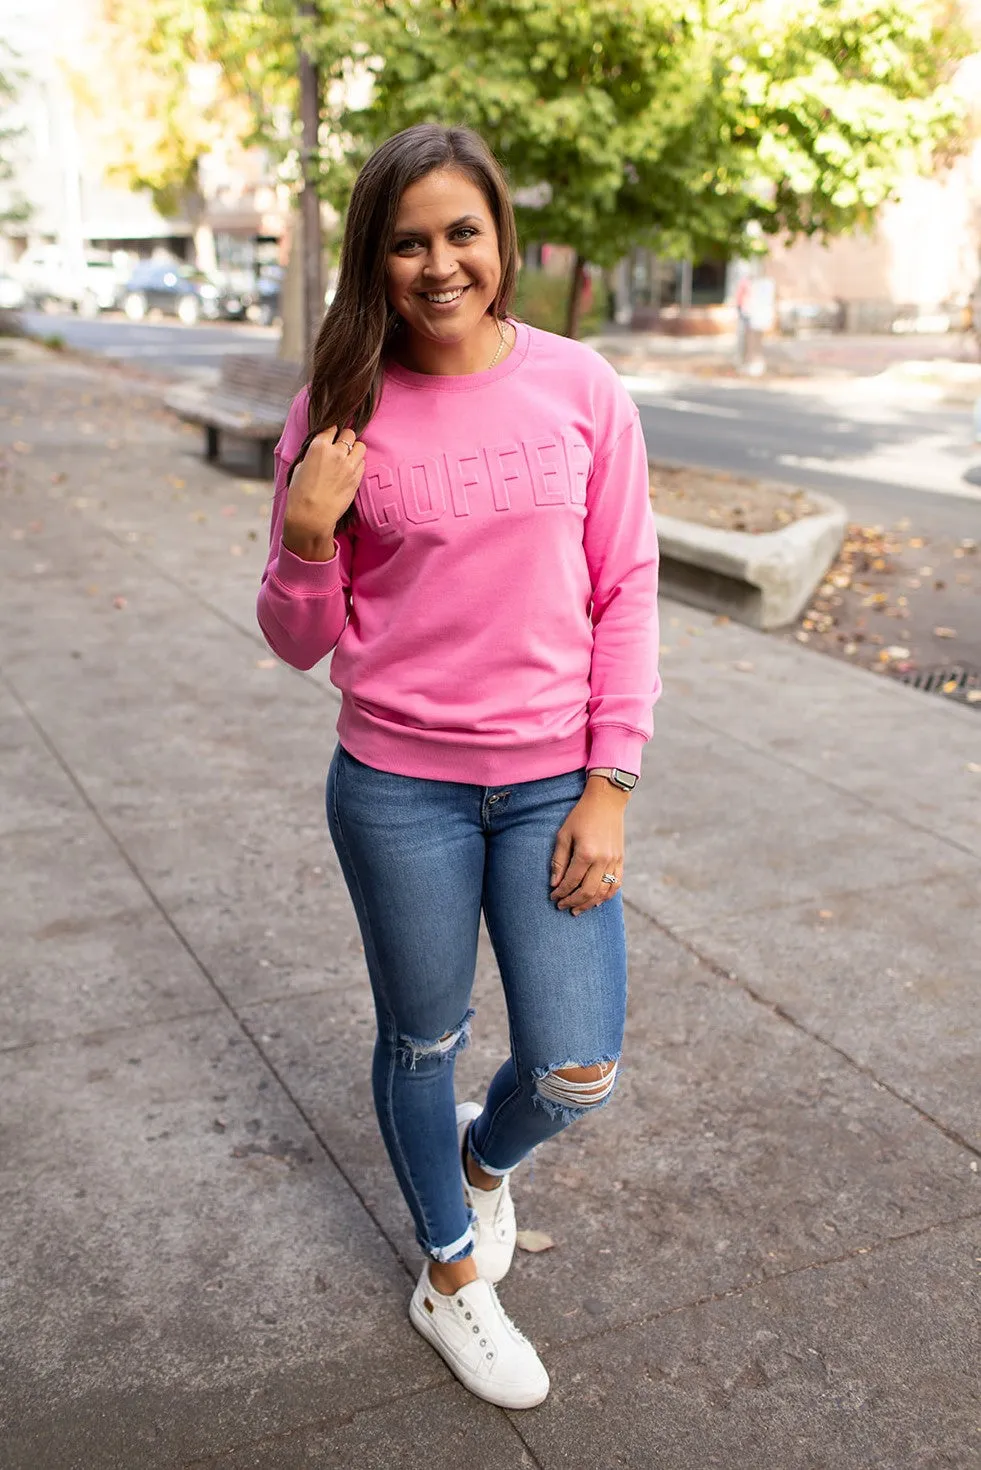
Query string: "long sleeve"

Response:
xmin=256 ymin=394 xmax=352 ymax=672
xmin=583 ymin=408 xmax=661 ymax=774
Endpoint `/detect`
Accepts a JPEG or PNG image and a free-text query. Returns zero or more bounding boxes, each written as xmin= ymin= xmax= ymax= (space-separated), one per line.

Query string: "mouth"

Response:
xmin=418 ymin=285 xmax=471 ymax=305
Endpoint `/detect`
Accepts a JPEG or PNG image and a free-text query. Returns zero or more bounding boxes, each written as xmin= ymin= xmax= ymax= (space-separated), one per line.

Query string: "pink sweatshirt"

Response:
xmin=257 ymin=321 xmax=660 ymax=784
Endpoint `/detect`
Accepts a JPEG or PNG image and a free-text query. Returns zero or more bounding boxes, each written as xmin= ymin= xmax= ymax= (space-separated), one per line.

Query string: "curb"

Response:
xmin=656 ymin=489 xmax=847 ymax=630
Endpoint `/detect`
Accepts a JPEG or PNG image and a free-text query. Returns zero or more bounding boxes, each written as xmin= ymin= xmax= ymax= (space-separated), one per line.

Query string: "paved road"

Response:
xmin=20 ymin=309 xmax=278 ymax=378
xmin=632 ymin=379 xmax=981 ymax=538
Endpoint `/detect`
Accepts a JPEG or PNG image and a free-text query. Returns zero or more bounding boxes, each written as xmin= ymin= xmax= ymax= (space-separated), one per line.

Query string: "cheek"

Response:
xmin=386 ymin=262 xmax=415 ymax=304
xmin=473 ymin=247 xmax=502 ymax=290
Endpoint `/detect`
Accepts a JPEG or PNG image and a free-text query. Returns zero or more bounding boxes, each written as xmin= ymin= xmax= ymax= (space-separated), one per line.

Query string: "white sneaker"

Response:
xmin=456 ymin=1101 xmax=517 ymax=1284
xmin=409 ymin=1264 xmax=549 ymax=1409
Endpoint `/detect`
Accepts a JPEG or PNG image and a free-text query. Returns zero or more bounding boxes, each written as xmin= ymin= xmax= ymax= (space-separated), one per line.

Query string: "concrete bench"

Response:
xmin=656 ymin=488 xmax=847 ymax=630
xmin=165 ymin=355 xmax=304 ymax=478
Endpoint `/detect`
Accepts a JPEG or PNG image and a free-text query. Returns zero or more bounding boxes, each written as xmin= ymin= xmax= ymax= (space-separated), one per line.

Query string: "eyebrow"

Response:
xmin=392 ymin=213 xmax=483 ymax=237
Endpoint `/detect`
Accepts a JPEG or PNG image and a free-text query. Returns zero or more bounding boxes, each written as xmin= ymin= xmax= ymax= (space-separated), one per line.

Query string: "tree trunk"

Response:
xmin=278 ymin=209 xmax=306 ymax=366
xmin=298 ymin=7 xmax=323 ymax=361
xmin=564 ymin=253 xmax=587 ymax=338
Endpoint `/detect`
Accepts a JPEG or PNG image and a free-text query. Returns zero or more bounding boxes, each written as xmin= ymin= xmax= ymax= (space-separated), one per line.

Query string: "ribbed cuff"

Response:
xmin=587 ymin=726 xmax=646 ymax=777
xmin=270 ymin=541 xmax=344 ymax=597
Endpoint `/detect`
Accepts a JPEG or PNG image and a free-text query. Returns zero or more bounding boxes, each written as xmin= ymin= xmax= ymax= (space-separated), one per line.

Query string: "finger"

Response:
xmin=312 ymin=426 xmax=339 ymax=448
xmin=549 ymin=831 xmax=572 ymax=889
xmin=335 ymin=429 xmax=357 ymax=453
xmin=572 ymin=864 xmax=622 ymax=916
xmin=553 ymin=854 xmax=593 ymax=905
xmin=569 ymin=861 xmax=621 ymax=916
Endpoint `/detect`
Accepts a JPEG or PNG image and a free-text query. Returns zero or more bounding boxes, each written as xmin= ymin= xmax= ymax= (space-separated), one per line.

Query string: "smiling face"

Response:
xmin=386 ymin=168 xmax=502 ymax=350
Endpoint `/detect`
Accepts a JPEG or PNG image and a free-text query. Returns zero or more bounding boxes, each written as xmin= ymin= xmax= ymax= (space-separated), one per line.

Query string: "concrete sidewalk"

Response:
xmin=1 ymin=347 xmax=979 ymax=1469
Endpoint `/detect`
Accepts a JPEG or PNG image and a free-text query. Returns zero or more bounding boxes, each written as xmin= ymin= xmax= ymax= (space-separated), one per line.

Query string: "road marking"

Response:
xmin=623 ymin=379 xmax=741 ymax=418
xmin=777 ymin=452 xmax=981 ymax=500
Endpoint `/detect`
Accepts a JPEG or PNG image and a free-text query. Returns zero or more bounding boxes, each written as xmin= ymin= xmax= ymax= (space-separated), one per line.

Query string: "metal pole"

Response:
xmin=298 ymin=3 xmax=322 ymax=361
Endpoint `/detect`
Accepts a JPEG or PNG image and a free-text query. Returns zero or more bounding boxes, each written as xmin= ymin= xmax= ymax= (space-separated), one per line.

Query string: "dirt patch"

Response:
xmin=783 ymin=522 xmax=981 ymax=702
xmin=650 ymin=461 xmax=819 ymax=535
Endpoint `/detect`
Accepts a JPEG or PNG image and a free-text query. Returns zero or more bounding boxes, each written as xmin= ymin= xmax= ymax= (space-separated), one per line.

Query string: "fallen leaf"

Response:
xmin=966 ymin=763 xmax=981 ymax=774
xmin=516 ymin=1229 xmax=555 ymax=1253
xmin=933 ymin=627 xmax=957 ymax=639
xmin=907 ymin=537 xmax=924 ymax=549
xmin=12 ymin=440 xmax=31 ymax=453
xmin=713 ymin=614 xmax=730 ymax=626
xmin=818 ymin=910 xmax=834 ymax=920
xmin=734 ymin=661 xmax=755 ymax=673
xmin=112 ymin=596 xmax=127 ymax=609
xmin=255 ymin=658 xmax=276 ymax=669
xmin=966 ymin=691 xmax=981 ymax=704
xmin=221 ymin=505 xmax=238 ymax=517
xmin=881 ymin=646 xmax=910 ymax=661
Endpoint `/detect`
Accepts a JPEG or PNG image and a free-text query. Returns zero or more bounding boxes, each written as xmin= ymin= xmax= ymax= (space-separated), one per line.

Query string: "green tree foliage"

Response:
xmin=71 ymin=0 xmax=973 ymax=336
xmin=332 ymin=0 xmax=971 ymax=332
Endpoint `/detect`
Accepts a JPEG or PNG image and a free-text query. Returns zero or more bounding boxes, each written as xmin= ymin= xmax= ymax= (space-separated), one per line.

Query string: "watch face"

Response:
xmin=612 ymin=768 xmax=638 ymax=790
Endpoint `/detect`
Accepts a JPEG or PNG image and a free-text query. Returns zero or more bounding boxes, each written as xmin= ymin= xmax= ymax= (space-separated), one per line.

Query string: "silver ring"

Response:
xmin=601 ymin=872 xmax=618 ymax=885
xmin=338 ymin=437 xmax=355 ymax=455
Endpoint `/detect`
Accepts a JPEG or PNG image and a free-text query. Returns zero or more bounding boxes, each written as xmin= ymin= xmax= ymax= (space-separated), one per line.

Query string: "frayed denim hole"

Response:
xmin=396 ymin=1008 xmax=475 ymax=1071
xmin=532 ymin=1057 xmax=620 ymax=1120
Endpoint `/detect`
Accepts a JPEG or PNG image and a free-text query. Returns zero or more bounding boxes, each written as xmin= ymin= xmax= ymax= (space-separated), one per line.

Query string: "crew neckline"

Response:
xmin=384 ymin=319 xmax=530 ymax=392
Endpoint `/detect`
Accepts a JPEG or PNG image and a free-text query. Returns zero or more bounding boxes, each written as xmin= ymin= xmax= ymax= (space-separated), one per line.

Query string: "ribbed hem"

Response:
xmin=584 ymin=726 xmax=646 ymax=777
xmin=270 ymin=542 xmax=344 ymax=597
xmin=336 ymin=699 xmax=592 ymax=785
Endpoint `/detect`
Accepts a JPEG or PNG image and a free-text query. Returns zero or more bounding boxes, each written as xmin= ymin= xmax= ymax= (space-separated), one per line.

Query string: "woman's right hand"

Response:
xmin=282 ymin=427 xmax=367 ymax=562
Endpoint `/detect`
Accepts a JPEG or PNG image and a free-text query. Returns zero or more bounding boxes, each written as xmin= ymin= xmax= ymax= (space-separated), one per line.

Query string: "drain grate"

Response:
xmin=898 ymin=666 xmax=981 ymax=705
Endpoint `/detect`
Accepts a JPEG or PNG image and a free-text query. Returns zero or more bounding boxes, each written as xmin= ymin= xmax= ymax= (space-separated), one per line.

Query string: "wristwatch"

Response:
xmin=587 ymin=767 xmax=638 ymax=792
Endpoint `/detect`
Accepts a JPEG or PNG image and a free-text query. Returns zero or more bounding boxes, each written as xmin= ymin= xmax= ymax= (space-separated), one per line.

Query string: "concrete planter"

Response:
xmin=655 ymin=489 xmax=848 ymax=630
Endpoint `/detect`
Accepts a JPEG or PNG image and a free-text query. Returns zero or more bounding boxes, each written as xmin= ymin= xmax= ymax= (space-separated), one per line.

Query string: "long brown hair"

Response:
xmin=289 ymin=124 xmax=519 ymax=534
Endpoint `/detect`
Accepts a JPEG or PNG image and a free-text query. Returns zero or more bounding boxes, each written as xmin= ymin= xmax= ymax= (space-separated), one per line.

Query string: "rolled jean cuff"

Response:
xmin=465 ymin=1134 xmax=511 ymax=1178
xmin=426 ymin=1222 xmax=475 ymax=1264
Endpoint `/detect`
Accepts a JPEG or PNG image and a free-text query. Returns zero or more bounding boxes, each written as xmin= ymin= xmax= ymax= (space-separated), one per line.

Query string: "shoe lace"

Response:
xmin=454 ymin=1285 xmax=529 ymax=1354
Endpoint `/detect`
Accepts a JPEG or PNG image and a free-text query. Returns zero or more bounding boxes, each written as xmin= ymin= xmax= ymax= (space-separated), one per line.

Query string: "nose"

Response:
xmin=423 ymin=239 xmax=457 ymax=281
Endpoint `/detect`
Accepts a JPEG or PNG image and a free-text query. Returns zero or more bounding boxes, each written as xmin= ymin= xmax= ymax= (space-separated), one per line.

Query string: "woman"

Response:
xmin=257 ymin=124 xmax=660 ymax=1410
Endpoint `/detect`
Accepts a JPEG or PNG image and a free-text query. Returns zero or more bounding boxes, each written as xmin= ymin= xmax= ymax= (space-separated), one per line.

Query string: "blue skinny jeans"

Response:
xmin=325 ymin=744 xmax=628 ymax=1263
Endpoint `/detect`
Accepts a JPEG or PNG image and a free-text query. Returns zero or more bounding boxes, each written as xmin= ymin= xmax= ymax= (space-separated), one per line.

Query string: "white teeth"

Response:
xmin=424 ymin=288 xmax=466 ymax=303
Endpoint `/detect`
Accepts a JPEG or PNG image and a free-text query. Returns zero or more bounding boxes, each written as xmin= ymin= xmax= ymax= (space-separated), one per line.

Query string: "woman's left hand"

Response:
xmin=550 ymin=779 xmax=629 ymax=916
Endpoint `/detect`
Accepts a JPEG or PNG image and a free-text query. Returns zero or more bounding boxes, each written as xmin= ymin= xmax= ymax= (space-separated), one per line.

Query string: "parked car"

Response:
xmin=12 ymin=248 xmax=124 ymax=315
xmin=75 ymin=257 xmax=124 ymax=316
xmin=121 ymin=261 xmax=226 ymax=325
xmin=0 ymin=273 xmax=27 ymax=311
xmin=251 ymin=265 xmax=283 ymax=326
xmin=218 ymin=264 xmax=283 ymax=326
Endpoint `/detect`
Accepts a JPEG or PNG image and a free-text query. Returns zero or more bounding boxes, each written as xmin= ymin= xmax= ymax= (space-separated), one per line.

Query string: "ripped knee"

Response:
xmin=396 ymin=1009 xmax=474 ymax=1070
xmin=534 ymin=1058 xmax=619 ymax=1118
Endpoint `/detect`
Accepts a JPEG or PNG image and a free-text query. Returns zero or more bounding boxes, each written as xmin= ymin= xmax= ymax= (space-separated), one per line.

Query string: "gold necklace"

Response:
xmin=487 ymin=319 xmax=510 ymax=370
